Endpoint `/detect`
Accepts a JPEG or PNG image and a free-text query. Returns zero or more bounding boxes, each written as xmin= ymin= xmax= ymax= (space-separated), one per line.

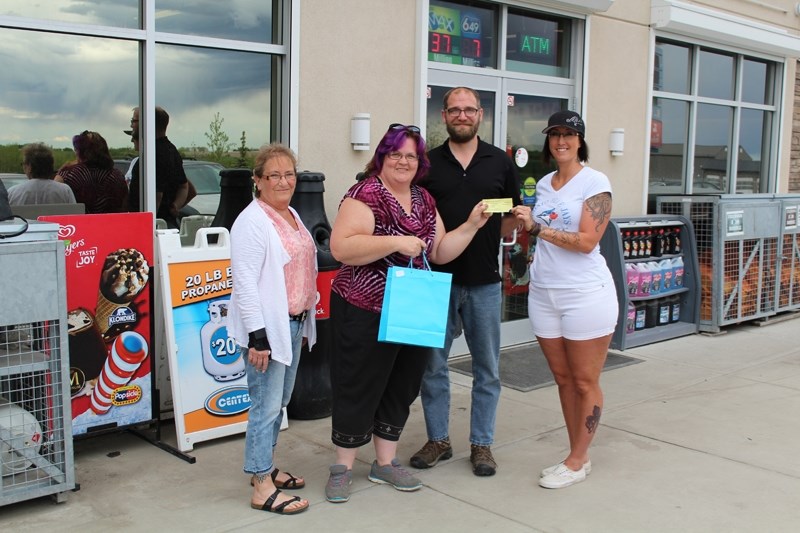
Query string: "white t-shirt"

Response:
xmin=529 ymin=166 xmax=613 ymax=288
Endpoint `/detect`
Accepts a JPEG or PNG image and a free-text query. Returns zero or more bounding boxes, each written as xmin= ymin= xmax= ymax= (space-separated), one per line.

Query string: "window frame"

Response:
xmin=649 ymin=35 xmax=783 ymax=195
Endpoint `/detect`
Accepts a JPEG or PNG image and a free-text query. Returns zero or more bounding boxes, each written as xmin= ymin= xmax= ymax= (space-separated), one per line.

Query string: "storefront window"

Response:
xmin=649 ymin=38 xmax=779 ymax=200
xmin=155 ymin=45 xmax=273 ymax=157
xmin=698 ymin=49 xmax=734 ymax=100
xmin=649 ymin=98 xmax=689 ymax=198
xmin=506 ymin=9 xmax=571 ymax=77
xmin=653 ymin=40 xmax=691 ymax=94
xmin=155 ymin=0 xmax=277 ymax=44
xmin=428 ymin=0 xmax=497 ymax=69
xmin=0 ymin=28 xmax=138 ymax=161
xmin=0 ymin=0 xmax=290 ymax=204
xmin=1 ymin=0 xmax=140 ymax=29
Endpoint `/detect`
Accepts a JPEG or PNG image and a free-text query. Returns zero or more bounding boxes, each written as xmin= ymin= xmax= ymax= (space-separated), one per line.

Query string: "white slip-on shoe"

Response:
xmin=540 ymin=459 xmax=592 ymax=478
xmin=539 ymin=463 xmax=587 ymax=489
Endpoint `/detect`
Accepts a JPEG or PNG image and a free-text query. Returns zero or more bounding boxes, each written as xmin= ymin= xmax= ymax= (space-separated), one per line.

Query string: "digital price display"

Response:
xmin=428 ymin=5 xmax=484 ymax=67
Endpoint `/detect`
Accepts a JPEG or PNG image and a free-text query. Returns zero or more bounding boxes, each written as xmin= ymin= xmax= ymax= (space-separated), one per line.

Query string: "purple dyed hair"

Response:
xmin=364 ymin=125 xmax=430 ymax=183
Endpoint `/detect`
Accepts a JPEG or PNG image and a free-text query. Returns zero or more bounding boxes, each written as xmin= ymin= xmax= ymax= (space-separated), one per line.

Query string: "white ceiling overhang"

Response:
xmin=651 ymin=0 xmax=800 ymax=57
xmin=514 ymin=0 xmax=614 ymax=16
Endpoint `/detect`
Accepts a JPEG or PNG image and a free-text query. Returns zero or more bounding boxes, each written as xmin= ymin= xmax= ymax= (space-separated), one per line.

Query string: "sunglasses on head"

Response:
xmin=389 ymin=123 xmax=421 ymax=134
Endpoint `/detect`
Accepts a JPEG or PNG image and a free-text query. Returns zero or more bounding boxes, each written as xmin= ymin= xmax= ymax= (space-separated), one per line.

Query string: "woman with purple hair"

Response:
xmin=56 ymin=130 xmax=127 ymax=213
xmin=324 ymin=123 xmax=490 ymax=503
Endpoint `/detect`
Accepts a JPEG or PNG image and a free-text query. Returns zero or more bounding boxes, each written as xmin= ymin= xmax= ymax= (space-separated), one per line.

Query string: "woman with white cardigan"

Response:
xmin=228 ymin=143 xmax=317 ymax=515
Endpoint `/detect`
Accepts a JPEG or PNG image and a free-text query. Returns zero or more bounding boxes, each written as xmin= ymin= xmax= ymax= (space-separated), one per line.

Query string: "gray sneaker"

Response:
xmin=325 ymin=464 xmax=352 ymax=503
xmin=368 ymin=459 xmax=422 ymax=491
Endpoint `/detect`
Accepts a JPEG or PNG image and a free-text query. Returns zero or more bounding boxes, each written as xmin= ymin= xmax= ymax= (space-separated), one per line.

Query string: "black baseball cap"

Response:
xmin=123 ymin=129 xmax=132 ymax=136
xmin=542 ymin=110 xmax=585 ymax=136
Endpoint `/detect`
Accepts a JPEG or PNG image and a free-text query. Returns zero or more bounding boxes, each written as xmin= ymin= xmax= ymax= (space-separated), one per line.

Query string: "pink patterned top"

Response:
xmin=258 ymin=199 xmax=317 ymax=315
xmin=331 ymin=176 xmax=437 ymax=313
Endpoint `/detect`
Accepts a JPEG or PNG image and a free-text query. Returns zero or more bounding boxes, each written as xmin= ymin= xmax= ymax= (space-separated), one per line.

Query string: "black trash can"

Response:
xmin=211 ymin=168 xmax=253 ymax=231
xmin=287 ymin=171 xmax=340 ymax=419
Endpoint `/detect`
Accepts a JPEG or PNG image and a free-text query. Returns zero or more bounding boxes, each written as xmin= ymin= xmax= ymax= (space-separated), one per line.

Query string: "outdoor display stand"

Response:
xmin=599 ymin=215 xmax=700 ymax=350
xmin=157 ymin=227 xmax=287 ymax=453
xmin=0 ymin=220 xmax=76 ymax=506
xmin=39 ymin=213 xmax=157 ymax=437
xmin=657 ymin=195 xmax=800 ymax=332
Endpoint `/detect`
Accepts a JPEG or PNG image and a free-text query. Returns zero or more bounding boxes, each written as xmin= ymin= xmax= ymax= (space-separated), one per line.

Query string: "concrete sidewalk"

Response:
xmin=2 ymin=316 xmax=799 ymax=532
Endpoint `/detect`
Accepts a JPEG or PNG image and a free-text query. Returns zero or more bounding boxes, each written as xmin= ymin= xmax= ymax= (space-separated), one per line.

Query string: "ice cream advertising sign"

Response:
xmin=157 ymin=227 xmax=249 ymax=452
xmin=40 ymin=213 xmax=154 ymax=436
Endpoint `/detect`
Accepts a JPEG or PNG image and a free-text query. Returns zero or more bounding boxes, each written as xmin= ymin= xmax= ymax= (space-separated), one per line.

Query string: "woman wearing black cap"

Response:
xmin=511 ymin=110 xmax=617 ymax=489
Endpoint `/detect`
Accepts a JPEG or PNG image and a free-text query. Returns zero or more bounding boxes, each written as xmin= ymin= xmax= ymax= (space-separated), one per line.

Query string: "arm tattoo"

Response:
xmin=586 ymin=192 xmax=612 ymax=233
xmin=585 ymin=405 xmax=601 ymax=434
xmin=539 ymin=226 xmax=581 ymax=247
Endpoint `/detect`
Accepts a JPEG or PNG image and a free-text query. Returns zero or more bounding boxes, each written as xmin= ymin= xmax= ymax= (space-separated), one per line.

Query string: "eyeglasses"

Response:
xmin=263 ymin=172 xmax=297 ymax=182
xmin=445 ymin=107 xmax=480 ymax=118
xmin=389 ymin=123 xmax=421 ymax=134
xmin=547 ymin=131 xmax=578 ymax=139
xmin=387 ymin=151 xmax=419 ymax=162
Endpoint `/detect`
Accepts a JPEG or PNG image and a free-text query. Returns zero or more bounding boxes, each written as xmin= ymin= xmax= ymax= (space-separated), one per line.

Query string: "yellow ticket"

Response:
xmin=482 ymin=198 xmax=513 ymax=213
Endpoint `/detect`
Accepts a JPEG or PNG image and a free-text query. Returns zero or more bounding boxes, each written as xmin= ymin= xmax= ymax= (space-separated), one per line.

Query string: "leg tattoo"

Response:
xmin=253 ymin=472 xmax=269 ymax=484
xmin=585 ymin=405 xmax=601 ymax=434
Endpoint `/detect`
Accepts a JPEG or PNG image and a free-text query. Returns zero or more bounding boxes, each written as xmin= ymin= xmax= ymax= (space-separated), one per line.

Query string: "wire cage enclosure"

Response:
xmin=0 ymin=223 xmax=75 ymax=505
xmin=656 ymin=195 xmax=800 ymax=332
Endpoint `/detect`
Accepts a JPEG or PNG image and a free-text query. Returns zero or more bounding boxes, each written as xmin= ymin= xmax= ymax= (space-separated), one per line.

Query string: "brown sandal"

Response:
xmin=250 ymin=468 xmax=306 ymax=490
xmin=250 ymin=488 xmax=308 ymax=514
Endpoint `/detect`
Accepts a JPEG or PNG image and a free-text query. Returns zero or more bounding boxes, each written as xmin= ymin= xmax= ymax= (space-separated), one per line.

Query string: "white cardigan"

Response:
xmin=227 ymin=200 xmax=317 ymax=366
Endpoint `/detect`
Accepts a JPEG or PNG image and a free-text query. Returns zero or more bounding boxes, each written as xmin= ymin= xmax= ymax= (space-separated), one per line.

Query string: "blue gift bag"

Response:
xmin=378 ymin=253 xmax=453 ymax=348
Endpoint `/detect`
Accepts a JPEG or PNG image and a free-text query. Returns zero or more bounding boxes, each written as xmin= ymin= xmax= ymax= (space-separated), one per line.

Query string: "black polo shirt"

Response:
xmin=420 ymin=138 xmax=520 ymax=285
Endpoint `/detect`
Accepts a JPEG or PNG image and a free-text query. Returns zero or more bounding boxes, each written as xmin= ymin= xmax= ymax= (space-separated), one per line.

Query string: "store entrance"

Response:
xmin=425 ymin=74 xmax=571 ymax=355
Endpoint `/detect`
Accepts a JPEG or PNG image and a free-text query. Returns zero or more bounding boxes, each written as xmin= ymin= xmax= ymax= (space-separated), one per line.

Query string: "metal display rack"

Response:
xmin=0 ymin=221 xmax=75 ymax=505
xmin=599 ymin=215 xmax=700 ymax=350
xmin=656 ymin=195 xmax=800 ymax=332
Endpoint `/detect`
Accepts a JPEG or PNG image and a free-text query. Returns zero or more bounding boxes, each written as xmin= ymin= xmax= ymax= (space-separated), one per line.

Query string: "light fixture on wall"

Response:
xmin=609 ymin=128 xmax=625 ymax=157
xmin=351 ymin=113 xmax=370 ymax=151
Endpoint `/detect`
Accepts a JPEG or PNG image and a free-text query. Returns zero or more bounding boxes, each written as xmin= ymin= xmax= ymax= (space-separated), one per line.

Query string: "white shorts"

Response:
xmin=528 ymin=282 xmax=619 ymax=341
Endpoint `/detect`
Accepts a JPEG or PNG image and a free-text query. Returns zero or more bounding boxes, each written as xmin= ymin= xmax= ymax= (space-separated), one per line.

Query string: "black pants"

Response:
xmin=330 ymin=292 xmax=430 ymax=448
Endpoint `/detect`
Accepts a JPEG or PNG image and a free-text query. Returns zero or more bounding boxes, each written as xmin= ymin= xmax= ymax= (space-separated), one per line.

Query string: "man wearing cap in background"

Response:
xmin=126 ymin=106 xmax=189 ymax=228
xmin=412 ymin=86 xmax=521 ymax=477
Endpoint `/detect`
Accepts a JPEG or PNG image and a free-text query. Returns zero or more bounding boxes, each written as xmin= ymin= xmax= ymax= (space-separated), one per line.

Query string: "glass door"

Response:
xmin=500 ymin=87 xmax=571 ymax=349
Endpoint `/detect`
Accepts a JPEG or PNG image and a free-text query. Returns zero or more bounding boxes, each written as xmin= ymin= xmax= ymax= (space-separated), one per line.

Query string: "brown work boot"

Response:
xmin=409 ymin=439 xmax=453 ymax=469
xmin=470 ymin=444 xmax=497 ymax=476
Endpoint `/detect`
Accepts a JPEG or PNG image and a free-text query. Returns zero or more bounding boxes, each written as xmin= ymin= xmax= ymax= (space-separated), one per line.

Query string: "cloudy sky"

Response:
xmin=1 ymin=1 xmax=275 ymax=151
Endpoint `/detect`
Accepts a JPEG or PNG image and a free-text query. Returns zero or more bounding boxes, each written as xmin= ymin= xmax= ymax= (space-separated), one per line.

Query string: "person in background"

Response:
xmin=412 ymin=87 xmax=521 ymax=477
xmin=56 ymin=131 xmax=127 ymax=214
xmin=126 ymin=106 xmax=189 ymax=227
xmin=324 ymin=123 xmax=490 ymax=504
xmin=8 ymin=143 xmax=75 ymax=205
xmin=227 ymin=143 xmax=316 ymax=515
xmin=511 ymin=110 xmax=617 ymax=489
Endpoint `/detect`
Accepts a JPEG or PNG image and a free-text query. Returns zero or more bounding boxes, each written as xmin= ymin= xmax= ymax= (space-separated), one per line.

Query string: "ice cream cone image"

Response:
xmin=95 ymin=248 xmax=150 ymax=340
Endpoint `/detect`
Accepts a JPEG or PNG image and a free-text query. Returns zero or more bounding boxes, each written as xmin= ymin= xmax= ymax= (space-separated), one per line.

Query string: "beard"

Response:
xmin=446 ymin=121 xmax=480 ymax=143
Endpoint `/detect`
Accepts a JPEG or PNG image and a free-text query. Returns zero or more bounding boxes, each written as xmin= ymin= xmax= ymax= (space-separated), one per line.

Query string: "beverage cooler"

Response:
xmin=0 ymin=220 xmax=76 ymax=505
xmin=599 ymin=215 xmax=700 ymax=350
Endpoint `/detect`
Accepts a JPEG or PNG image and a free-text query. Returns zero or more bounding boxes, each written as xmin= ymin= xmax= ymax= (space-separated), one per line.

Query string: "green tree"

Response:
xmin=204 ymin=112 xmax=232 ymax=163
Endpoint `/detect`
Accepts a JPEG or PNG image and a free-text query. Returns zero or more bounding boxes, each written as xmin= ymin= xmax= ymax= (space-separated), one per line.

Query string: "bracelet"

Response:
xmin=530 ymin=223 xmax=541 ymax=238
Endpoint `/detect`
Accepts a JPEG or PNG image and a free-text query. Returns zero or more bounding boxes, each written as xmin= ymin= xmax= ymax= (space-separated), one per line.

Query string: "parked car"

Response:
xmin=180 ymin=160 xmax=225 ymax=217
xmin=0 ymin=173 xmax=27 ymax=191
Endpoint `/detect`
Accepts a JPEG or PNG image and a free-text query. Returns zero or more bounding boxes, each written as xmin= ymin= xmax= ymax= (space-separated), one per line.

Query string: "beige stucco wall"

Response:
xmin=585 ymin=1 xmax=652 ymax=215
xmin=297 ymin=0 xmax=418 ymax=223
